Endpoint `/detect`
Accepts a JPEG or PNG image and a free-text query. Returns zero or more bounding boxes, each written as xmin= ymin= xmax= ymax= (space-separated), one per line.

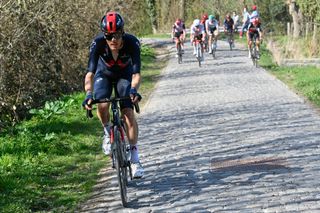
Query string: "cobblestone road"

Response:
xmin=80 ymin=39 xmax=320 ymax=212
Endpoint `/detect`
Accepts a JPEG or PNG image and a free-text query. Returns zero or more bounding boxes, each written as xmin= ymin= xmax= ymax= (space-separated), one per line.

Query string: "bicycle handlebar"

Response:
xmin=86 ymin=96 xmax=140 ymax=118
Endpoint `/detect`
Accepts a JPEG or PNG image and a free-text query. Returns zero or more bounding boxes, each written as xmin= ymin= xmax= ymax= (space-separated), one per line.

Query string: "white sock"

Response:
xmin=104 ymin=124 xmax=110 ymax=135
xmin=130 ymin=144 xmax=140 ymax=163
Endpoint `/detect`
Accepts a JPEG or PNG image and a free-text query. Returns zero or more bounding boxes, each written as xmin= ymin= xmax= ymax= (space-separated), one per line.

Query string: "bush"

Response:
xmin=0 ymin=0 xmax=152 ymax=130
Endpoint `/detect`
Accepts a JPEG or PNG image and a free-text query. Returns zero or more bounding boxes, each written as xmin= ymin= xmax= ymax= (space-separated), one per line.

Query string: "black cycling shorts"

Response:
xmin=248 ymin=31 xmax=260 ymax=41
xmin=93 ymin=71 xmax=133 ymax=109
xmin=174 ymin=31 xmax=183 ymax=38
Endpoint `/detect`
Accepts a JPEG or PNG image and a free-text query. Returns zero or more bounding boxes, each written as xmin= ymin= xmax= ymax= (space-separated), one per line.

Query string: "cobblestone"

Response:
xmin=79 ymin=39 xmax=320 ymax=212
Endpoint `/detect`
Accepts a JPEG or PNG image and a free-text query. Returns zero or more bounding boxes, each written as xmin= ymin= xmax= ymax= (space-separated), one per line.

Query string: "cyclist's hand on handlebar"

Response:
xmin=82 ymin=92 xmax=93 ymax=110
xmin=130 ymin=88 xmax=142 ymax=104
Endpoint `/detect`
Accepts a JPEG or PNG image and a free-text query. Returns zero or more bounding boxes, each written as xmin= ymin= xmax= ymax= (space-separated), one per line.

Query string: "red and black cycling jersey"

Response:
xmin=248 ymin=23 xmax=263 ymax=33
xmin=87 ymin=33 xmax=141 ymax=79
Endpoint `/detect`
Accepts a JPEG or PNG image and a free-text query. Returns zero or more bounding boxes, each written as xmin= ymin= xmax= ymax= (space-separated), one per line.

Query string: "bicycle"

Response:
xmin=194 ymin=39 xmax=203 ymax=67
xmin=251 ymin=34 xmax=259 ymax=67
xmin=86 ymin=91 xmax=140 ymax=207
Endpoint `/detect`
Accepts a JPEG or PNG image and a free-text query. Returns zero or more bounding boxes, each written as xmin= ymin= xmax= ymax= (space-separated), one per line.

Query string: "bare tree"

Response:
xmin=146 ymin=0 xmax=158 ymax=33
xmin=287 ymin=0 xmax=302 ymax=38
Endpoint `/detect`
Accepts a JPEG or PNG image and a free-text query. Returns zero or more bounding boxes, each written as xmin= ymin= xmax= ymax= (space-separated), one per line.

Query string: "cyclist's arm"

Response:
xmin=85 ymin=38 xmax=100 ymax=95
xmin=131 ymin=73 xmax=141 ymax=91
xmin=171 ymin=25 xmax=175 ymax=39
xmin=130 ymin=37 xmax=141 ymax=91
xmin=84 ymin=72 xmax=94 ymax=94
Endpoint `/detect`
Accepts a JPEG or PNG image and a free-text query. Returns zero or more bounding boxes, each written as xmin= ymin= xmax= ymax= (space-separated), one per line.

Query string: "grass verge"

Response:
xmin=258 ymin=37 xmax=320 ymax=109
xmin=0 ymin=44 xmax=168 ymax=212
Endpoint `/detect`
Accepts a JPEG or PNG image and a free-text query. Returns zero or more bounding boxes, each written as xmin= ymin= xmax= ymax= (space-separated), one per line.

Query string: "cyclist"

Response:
xmin=205 ymin=15 xmax=219 ymax=54
xmin=172 ymin=18 xmax=186 ymax=56
xmin=82 ymin=11 xmax=144 ymax=178
xmin=223 ymin=13 xmax=235 ymax=47
xmin=247 ymin=17 xmax=263 ymax=59
xmin=200 ymin=14 xmax=209 ymax=51
xmin=190 ymin=19 xmax=206 ymax=59
xmin=232 ymin=11 xmax=240 ymax=32
xmin=240 ymin=6 xmax=250 ymax=38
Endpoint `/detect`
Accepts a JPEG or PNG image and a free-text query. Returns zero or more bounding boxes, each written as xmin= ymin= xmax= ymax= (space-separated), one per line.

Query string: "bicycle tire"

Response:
xmin=251 ymin=50 xmax=256 ymax=66
xmin=177 ymin=43 xmax=182 ymax=64
xmin=114 ymin=126 xmax=128 ymax=207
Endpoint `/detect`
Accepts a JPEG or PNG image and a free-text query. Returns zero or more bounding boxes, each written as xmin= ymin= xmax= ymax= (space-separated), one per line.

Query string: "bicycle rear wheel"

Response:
xmin=114 ymin=126 xmax=128 ymax=207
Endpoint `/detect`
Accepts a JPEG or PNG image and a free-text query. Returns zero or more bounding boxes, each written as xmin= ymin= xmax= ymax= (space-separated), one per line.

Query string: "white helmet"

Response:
xmin=193 ymin=19 xmax=200 ymax=27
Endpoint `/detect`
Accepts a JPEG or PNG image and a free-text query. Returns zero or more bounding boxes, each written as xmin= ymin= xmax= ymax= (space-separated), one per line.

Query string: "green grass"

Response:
xmin=141 ymin=33 xmax=170 ymax=39
xmin=270 ymin=66 xmax=320 ymax=106
xmin=235 ymin=34 xmax=320 ymax=108
xmin=255 ymin=37 xmax=320 ymax=108
xmin=0 ymin=45 xmax=166 ymax=212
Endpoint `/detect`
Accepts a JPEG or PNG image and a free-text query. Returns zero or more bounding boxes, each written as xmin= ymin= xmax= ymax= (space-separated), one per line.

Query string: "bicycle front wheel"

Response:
xmin=177 ymin=43 xmax=182 ymax=64
xmin=113 ymin=126 xmax=128 ymax=207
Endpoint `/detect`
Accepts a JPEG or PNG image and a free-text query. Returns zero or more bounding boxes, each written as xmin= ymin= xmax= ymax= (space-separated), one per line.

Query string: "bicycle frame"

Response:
xmin=87 ymin=95 xmax=139 ymax=207
xmin=176 ymin=38 xmax=183 ymax=64
xmin=251 ymin=34 xmax=259 ymax=67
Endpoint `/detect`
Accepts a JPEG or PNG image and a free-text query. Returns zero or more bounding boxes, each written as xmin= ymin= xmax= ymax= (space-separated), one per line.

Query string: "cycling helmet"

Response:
xmin=100 ymin=11 xmax=124 ymax=33
xmin=252 ymin=5 xmax=257 ymax=10
xmin=209 ymin=15 xmax=215 ymax=20
xmin=193 ymin=19 xmax=200 ymax=27
xmin=202 ymin=14 xmax=208 ymax=20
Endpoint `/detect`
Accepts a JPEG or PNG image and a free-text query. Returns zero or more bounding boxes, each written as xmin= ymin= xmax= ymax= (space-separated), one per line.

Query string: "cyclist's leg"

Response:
xmin=208 ymin=33 xmax=213 ymax=53
xmin=94 ymin=72 xmax=113 ymax=154
xmin=255 ymin=33 xmax=260 ymax=51
xmin=116 ymin=78 xmax=137 ymax=145
xmin=94 ymin=71 xmax=112 ymax=128
xmin=247 ymin=32 xmax=253 ymax=58
xmin=214 ymin=30 xmax=218 ymax=48
xmin=179 ymin=34 xmax=184 ymax=52
xmin=192 ymin=36 xmax=197 ymax=55
xmin=117 ymin=78 xmax=144 ymax=177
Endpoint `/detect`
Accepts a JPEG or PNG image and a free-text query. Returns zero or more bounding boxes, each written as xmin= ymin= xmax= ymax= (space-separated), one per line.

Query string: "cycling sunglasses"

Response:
xmin=104 ymin=32 xmax=123 ymax=41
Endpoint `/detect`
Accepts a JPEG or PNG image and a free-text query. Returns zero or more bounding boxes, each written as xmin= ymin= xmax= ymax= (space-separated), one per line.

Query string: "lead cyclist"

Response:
xmin=82 ymin=11 xmax=144 ymax=178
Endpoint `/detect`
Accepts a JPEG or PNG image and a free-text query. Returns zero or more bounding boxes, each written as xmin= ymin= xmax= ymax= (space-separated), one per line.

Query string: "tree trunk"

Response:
xmin=181 ymin=0 xmax=185 ymax=21
xmin=288 ymin=0 xmax=301 ymax=38
xmin=146 ymin=0 xmax=157 ymax=34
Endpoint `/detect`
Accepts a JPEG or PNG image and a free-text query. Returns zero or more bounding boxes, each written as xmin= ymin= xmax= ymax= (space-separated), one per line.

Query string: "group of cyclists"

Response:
xmin=171 ymin=5 xmax=263 ymax=61
xmin=81 ymin=6 xmax=264 ymax=182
